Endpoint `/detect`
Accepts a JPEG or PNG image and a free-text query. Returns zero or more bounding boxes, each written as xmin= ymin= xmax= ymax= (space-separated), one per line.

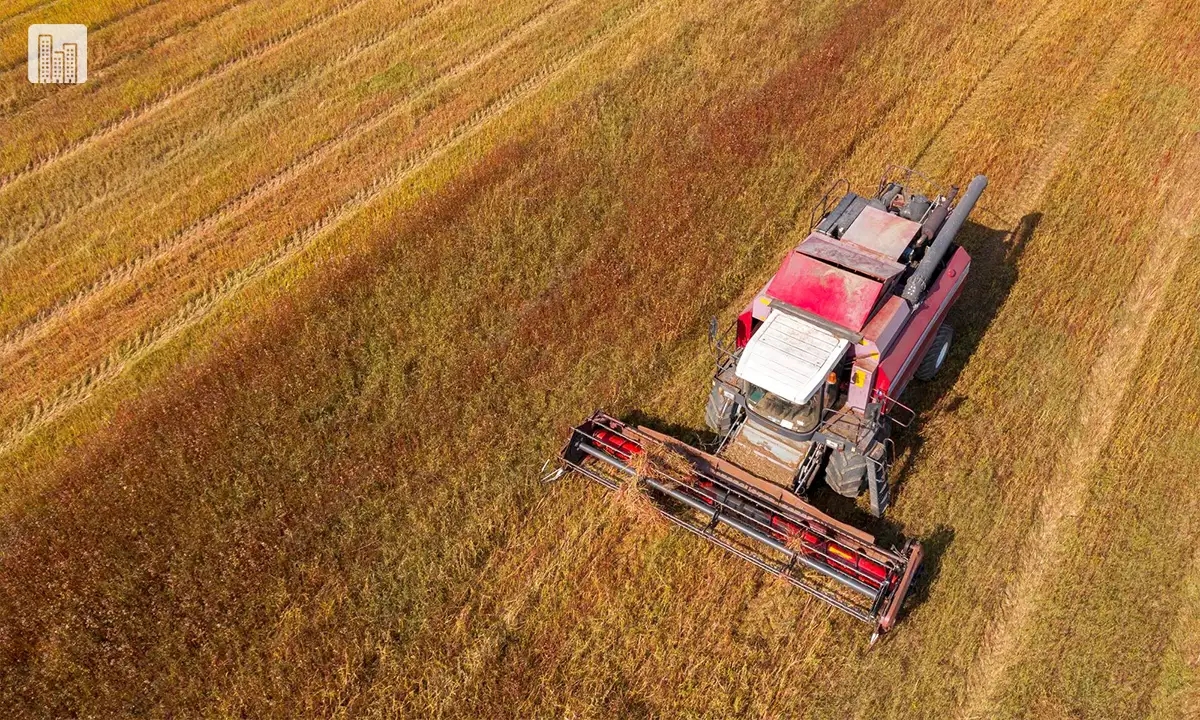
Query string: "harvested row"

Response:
xmin=0 ymin=0 xmax=657 ymax=451
xmin=0 ymin=0 xmax=60 ymax=33
xmin=991 ymin=242 xmax=1200 ymax=717
xmin=0 ymin=0 xmax=461 ymax=272
xmin=0 ymin=0 xmax=558 ymax=344
xmin=0 ymin=0 xmax=369 ymax=180
xmin=0 ymin=0 xmax=248 ymax=116
xmin=0 ymin=0 xmax=455 ymax=253
xmin=0 ymin=0 xmax=160 ymax=70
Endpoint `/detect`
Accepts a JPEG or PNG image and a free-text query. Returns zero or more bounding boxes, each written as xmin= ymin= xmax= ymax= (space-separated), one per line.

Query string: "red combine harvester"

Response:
xmin=548 ymin=167 xmax=987 ymax=640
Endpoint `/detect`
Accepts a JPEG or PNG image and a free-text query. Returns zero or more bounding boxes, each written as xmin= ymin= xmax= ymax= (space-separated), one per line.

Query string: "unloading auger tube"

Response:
xmin=902 ymin=174 xmax=988 ymax=303
xmin=554 ymin=412 xmax=924 ymax=640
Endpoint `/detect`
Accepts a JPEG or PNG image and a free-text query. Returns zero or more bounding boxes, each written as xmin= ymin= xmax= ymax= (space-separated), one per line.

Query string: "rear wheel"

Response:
xmin=915 ymin=324 xmax=953 ymax=382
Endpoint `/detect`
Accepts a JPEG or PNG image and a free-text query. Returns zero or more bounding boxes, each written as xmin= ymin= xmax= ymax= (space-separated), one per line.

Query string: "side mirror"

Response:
xmin=708 ymin=316 xmax=719 ymax=344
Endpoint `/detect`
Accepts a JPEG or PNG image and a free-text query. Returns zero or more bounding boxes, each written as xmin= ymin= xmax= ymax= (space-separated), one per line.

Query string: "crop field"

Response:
xmin=1 ymin=0 xmax=1198 ymax=716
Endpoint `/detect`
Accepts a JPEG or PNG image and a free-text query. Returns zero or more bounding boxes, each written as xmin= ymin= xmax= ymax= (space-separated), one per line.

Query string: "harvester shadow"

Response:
xmin=811 ymin=214 xmax=1037 ymax=549
xmin=889 ymin=212 xmax=1040 ymax=489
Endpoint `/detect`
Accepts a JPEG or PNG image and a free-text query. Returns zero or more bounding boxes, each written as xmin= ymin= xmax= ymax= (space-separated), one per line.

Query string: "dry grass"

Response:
xmin=1 ymin=0 xmax=1199 ymax=716
xmin=0 ymin=0 xmax=646 ymax=438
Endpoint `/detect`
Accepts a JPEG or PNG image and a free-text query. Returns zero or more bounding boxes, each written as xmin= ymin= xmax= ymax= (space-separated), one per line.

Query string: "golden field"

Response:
xmin=0 ymin=0 xmax=1198 ymax=716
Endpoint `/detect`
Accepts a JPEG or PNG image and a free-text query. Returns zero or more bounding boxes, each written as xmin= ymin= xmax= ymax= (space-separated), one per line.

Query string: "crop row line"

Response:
xmin=0 ymin=0 xmax=459 ymax=256
xmin=0 ymin=0 xmax=172 ymax=73
xmin=0 ymin=0 xmax=66 ymax=36
xmin=0 ymin=0 xmax=247 ymax=119
xmin=0 ymin=0 xmax=377 ymax=191
xmin=0 ymin=0 xmax=570 ymax=359
xmin=0 ymin=0 xmax=659 ymax=457
xmin=909 ymin=0 xmax=1058 ymax=168
xmin=955 ymin=5 xmax=1164 ymax=717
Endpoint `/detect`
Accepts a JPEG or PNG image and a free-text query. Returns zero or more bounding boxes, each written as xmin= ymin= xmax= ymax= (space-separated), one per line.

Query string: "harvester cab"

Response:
xmin=551 ymin=167 xmax=987 ymax=640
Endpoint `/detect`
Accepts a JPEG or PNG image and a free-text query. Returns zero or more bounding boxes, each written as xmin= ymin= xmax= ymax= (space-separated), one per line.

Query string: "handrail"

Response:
xmin=872 ymin=388 xmax=916 ymax=428
xmin=809 ymin=177 xmax=850 ymax=231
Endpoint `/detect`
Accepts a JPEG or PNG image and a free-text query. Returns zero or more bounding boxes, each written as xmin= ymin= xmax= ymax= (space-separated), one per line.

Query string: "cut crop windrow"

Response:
xmin=0 ymin=0 xmax=661 ymax=456
xmin=0 ymin=0 xmax=461 ymax=256
xmin=0 ymin=0 xmax=382 ymax=191
xmin=0 ymin=0 xmax=576 ymax=361
xmin=0 ymin=0 xmax=171 ymax=72
xmin=0 ymin=0 xmax=246 ymax=118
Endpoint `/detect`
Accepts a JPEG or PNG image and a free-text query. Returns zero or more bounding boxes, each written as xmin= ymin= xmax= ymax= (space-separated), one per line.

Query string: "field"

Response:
xmin=1 ymin=0 xmax=1199 ymax=716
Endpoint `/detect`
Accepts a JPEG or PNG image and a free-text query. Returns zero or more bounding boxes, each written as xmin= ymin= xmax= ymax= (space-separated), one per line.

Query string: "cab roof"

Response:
xmin=735 ymin=308 xmax=850 ymax=405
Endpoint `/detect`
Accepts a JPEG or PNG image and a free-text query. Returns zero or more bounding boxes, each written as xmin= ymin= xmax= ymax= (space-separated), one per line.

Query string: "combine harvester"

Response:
xmin=547 ymin=167 xmax=988 ymax=641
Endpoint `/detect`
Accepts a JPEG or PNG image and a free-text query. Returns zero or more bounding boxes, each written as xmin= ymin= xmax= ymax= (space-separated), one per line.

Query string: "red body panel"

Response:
xmin=766 ymin=252 xmax=883 ymax=331
xmin=840 ymin=205 xmax=922 ymax=261
xmin=798 ymin=233 xmax=905 ymax=282
xmin=736 ymin=309 xmax=754 ymax=347
xmin=877 ymin=247 xmax=971 ymax=400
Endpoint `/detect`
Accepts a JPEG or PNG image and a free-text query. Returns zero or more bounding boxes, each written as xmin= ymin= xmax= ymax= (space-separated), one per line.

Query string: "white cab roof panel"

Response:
xmin=735 ymin=308 xmax=850 ymax=405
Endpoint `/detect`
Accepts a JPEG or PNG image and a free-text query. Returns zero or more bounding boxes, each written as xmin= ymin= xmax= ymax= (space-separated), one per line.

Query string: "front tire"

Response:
xmin=915 ymin=324 xmax=953 ymax=382
xmin=825 ymin=448 xmax=867 ymax=497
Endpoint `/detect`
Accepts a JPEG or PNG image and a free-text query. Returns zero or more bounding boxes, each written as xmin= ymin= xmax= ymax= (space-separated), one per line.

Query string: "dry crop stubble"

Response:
xmin=0 ymin=0 xmax=462 ymax=255
xmin=0 ymin=0 xmax=1198 ymax=716
xmin=0 ymin=0 xmax=654 ymax=452
xmin=0 ymin=0 xmax=160 ymax=69
xmin=0 ymin=0 xmax=369 ymax=180
xmin=0 ymin=0 xmax=578 ymax=353
xmin=0 ymin=0 xmax=245 ymax=115
xmin=0 ymin=0 xmax=444 ymax=234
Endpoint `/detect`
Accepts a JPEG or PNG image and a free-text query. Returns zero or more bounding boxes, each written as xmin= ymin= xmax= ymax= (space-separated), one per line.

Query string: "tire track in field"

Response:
xmin=0 ymin=0 xmax=571 ymax=360
xmin=1011 ymin=3 xmax=1155 ymax=206
xmin=0 ymin=0 xmax=660 ymax=456
xmin=955 ymin=13 xmax=1184 ymax=718
xmin=0 ymin=0 xmax=67 ymax=34
xmin=908 ymin=0 xmax=1057 ymax=168
xmin=0 ymin=0 xmax=245 ymax=118
xmin=0 ymin=0 xmax=60 ymax=25
xmin=0 ymin=0 xmax=459 ymax=257
xmin=959 ymin=192 xmax=1186 ymax=720
xmin=0 ymin=0 xmax=378 ymax=190
xmin=1151 ymin=544 xmax=1200 ymax=719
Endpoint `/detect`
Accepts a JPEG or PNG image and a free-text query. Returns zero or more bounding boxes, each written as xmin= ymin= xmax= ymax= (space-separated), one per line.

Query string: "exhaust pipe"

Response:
xmin=918 ymin=184 xmax=958 ymax=245
xmin=902 ymin=174 xmax=987 ymax=304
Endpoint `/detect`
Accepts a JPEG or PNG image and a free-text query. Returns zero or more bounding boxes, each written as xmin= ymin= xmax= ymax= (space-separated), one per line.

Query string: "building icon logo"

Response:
xmin=27 ymin=24 xmax=87 ymax=84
